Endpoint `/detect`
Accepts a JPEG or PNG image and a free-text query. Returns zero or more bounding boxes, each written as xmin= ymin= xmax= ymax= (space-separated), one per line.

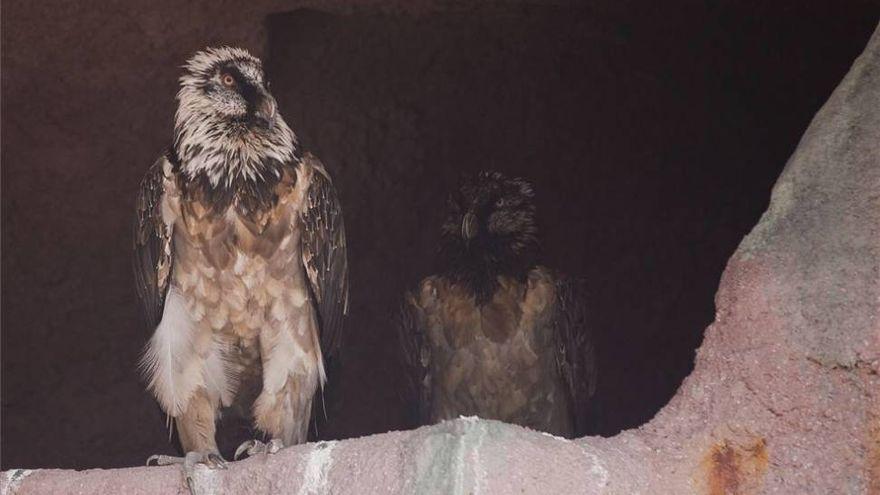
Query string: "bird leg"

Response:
xmin=234 ymin=374 xmax=309 ymax=460
xmin=233 ymin=438 xmax=284 ymax=460
xmin=146 ymin=388 xmax=224 ymax=493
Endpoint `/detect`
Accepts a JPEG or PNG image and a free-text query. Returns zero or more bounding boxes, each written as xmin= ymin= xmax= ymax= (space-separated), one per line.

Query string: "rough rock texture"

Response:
xmin=3 ymin=14 xmax=878 ymax=495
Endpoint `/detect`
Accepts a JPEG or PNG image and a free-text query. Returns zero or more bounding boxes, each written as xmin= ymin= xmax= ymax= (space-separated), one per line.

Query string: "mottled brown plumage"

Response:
xmin=134 ymin=48 xmax=347 ymax=476
xmin=136 ymin=152 xmax=345 ymax=451
xmin=399 ymin=172 xmax=596 ymax=437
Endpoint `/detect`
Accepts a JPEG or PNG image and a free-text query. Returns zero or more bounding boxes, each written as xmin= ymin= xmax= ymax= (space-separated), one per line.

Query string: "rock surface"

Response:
xmin=3 ymin=13 xmax=878 ymax=495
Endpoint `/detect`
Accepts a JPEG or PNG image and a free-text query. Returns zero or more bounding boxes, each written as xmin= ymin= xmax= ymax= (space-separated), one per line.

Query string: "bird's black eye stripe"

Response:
xmin=205 ymin=65 xmax=265 ymax=113
xmin=201 ymin=65 xmax=249 ymax=95
xmin=218 ymin=64 xmax=247 ymax=88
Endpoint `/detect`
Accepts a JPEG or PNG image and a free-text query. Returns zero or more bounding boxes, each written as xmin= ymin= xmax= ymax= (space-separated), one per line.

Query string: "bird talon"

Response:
xmin=207 ymin=453 xmax=228 ymax=469
xmin=267 ymin=438 xmax=283 ymax=454
xmin=234 ymin=438 xmax=284 ymax=460
xmin=234 ymin=440 xmax=257 ymax=461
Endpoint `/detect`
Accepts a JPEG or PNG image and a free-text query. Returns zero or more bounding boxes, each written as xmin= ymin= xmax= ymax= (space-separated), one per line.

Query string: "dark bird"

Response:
xmin=133 ymin=47 xmax=348 ymax=483
xmin=398 ymin=171 xmax=596 ymax=437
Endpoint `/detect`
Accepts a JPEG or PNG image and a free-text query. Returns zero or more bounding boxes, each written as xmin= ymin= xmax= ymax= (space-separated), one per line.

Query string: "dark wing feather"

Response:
xmin=300 ymin=153 xmax=349 ymax=362
xmin=133 ymin=155 xmax=174 ymax=330
xmin=553 ymin=276 xmax=598 ymax=436
xmin=397 ymin=292 xmax=432 ymax=427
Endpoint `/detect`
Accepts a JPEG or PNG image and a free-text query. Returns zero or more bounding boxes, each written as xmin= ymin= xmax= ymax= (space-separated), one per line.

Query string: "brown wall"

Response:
xmin=2 ymin=0 xmax=877 ymax=469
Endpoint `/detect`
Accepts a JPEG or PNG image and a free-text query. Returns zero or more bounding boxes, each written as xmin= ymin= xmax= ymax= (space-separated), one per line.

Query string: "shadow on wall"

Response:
xmin=264 ymin=4 xmax=879 ymax=441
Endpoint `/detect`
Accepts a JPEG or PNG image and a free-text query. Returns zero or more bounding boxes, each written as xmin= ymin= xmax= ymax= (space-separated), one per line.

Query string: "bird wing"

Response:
xmin=133 ymin=153 xmax=176 ymax=330
xmin=553 ymin=276 xmax=598 ymax=436
xmin=299 ymin=153 xmax=349 ymax=363
xmin=397 ymin=284 xmax=433 ymax=427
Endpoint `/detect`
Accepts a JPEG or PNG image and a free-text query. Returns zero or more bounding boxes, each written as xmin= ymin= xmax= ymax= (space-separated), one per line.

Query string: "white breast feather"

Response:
xmin=203 ymin=340 xmax=234 ymax=407
xmin=140 ymin=288 xmax=231 ymax=416
xmin=262 ymin=313 xmax=313 ymax=395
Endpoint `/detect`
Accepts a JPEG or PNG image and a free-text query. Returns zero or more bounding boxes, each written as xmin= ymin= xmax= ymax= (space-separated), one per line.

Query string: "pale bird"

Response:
xmin=133 ymin=47 xmax=348 ymax=487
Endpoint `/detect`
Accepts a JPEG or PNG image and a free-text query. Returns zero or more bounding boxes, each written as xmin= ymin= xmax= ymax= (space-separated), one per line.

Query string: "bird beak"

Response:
xmin=461 ymin=212 xmax=479 ymax=242
xmin=253 ymin=92 xmax=277 ymax=129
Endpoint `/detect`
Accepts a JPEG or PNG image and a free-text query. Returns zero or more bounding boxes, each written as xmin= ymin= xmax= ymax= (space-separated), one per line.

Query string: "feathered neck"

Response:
xmin=438 ymin=241 xmax=538 ymax=306
xmin=173 ymin=89 xmax=299 ymax=188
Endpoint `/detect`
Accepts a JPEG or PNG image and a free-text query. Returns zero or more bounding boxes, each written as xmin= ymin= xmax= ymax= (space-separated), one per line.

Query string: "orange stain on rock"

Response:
xmin=703 ymin=437 xmax=768 ymax=495
xmin=869 ymin=415 xmax=880 ymax=495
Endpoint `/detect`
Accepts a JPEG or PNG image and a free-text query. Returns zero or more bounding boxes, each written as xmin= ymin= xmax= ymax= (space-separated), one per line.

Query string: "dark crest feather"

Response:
xmin=437 ymin=171 xmax=539 ymax=305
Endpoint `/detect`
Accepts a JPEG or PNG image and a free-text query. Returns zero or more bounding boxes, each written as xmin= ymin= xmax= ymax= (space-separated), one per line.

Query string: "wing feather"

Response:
xmin=133 ymin=154 xmax=175 ymax=330
xmin=553 ymin=276 xmax=598 ymax=436
xmin=397 ymin=289 xmax=433 ymax=426
xmin=299 ymin=153 xmax=349 ymax=363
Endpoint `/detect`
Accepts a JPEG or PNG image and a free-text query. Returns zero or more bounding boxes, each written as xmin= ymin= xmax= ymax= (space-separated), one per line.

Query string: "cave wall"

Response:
xmin=263 ymin=4 xmax=879 ymax=442
xmin=2 ymin=0 xmax=878 ymax=471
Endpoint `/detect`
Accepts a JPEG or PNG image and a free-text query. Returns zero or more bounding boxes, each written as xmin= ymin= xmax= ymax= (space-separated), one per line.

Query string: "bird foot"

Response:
xmin=146 ymin=451 xmax=227 ymax=494
xmin=234 ymin=438 xmax=284 ymax=460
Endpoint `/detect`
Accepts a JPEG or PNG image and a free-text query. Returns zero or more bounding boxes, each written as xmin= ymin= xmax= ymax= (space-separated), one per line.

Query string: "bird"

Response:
xmin=398 ymin=171 xmax=596 ymax=438
xmin=133 ymin=47 xmax=348 ymax=485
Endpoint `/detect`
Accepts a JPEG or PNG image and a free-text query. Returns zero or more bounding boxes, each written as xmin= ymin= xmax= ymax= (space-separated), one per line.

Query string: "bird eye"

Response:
xmin=495 ymin=198 xmax=506 ymax=208
xmin=221 ymin=74 xmax=236 ymax=87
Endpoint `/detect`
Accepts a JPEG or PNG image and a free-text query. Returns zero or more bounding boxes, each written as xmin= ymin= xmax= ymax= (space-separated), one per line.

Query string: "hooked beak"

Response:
xmin=253 ymin=92 xmax=277 ymax=129
xmin=461 ymin=212 xmax=479 ymax=243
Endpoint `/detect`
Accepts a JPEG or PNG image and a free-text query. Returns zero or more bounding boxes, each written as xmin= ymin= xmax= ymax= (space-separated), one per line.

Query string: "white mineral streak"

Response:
xmin=297 ymin=441 xmax=336 ymax=495
xmin=0 ymin=470 xmax=34 ymax=495
xmin=580 ymin=445 xmax=609 ymax=488
xmin=452 ymin=418 xmax=488 ymax=495
xmin=452 ymin=426 xmax=467 ymax=495
xmin=189 ymin=465 xmax=222 ymax=495
xmin=469 ymin=421 xmax=489 ymax=495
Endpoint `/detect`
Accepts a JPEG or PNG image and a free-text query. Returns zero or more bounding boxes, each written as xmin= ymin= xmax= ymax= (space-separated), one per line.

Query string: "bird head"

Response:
xmin=173 ymin=47 xmax=297 ymax=185
xmin=439 ymin=171 xmax=540 ymax=302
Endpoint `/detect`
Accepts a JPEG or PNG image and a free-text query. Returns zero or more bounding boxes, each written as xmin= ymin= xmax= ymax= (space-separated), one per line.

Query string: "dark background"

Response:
xmin=2 ymin=1 xmax=877 ymax=469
